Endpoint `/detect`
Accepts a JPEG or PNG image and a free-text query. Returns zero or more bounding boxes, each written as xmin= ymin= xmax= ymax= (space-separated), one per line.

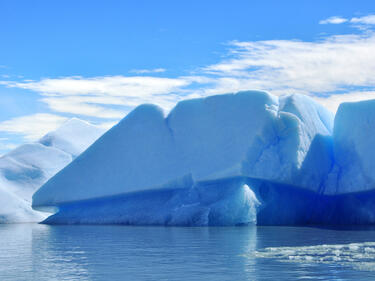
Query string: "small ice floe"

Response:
xmin=254 ymin=242 xmax=375 ymax=271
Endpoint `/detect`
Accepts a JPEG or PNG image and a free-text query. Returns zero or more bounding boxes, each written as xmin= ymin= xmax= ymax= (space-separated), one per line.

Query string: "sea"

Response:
xmin=1 ymin=224 xmax=375 ymax=280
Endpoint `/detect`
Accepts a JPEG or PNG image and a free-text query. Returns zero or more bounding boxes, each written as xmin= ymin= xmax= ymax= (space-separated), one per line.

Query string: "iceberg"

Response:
xmin=0 ymin=118 xmax=104 ymax=223
xmin=32 ymin=91 xmax=339 ymax=225
xmin=29 ymin=91 xmax=375 ymax=226
xmin=33 ymin=91 xmax=334 ymax=207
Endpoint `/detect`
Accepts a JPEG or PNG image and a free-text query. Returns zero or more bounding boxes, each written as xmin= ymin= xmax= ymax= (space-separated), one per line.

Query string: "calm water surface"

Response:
xmin=1 ymin=224 xmax=375 ymax=280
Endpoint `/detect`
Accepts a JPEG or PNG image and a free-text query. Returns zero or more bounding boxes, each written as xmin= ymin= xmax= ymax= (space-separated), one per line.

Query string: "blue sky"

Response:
xmin=1 ymin=0 xmax=375 ymax=154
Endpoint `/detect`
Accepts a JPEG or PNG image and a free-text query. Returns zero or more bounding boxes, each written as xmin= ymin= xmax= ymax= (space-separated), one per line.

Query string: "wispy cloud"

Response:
xmin=40 ymin=96 xmax=126 ymax=119
xmin=350 ymin=15 xmax=375 ymax=25
xmin=6 ymin=76 xmax=187 ymax=97
xmin=3 ymin=75 xmax=193 ymax=119
xmin=319 ymin=14 xmax=375 ymax=28
xmin=319 ymin=16 xmax=348 ymax=25
xmin=203 ymin=33 xmax=375 ymax=96
xmin=129 ymin=68 xmax=166 ymax=74
xmin=314 ymin=91 xmax=375 ymax=113
xmin=0 ymin=113 xmax=68 ymax=141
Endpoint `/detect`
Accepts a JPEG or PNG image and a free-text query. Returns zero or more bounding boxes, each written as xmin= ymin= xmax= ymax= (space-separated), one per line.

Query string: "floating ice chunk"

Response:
xmin=254 ymin=242 xmax=375 ymax=271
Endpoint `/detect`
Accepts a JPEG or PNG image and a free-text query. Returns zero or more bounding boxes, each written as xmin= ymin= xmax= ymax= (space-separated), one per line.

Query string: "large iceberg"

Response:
xmin=0 ymin=118 xmax=104 ymax=223
xmin=32 ymin=91 xmax=341 ymax=225
xmin=30 ymin=91 xmax=375 ymax=225
xmin=33 ymin=92 xmax=333 ymax=205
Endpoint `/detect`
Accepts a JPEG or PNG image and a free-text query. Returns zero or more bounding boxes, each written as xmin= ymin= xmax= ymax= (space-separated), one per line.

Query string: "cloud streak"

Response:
xmin=0 ymin=114 xmax=68 ymax=141
xmin=319 ymin=14 xmax=375 ymax=27
xmin=6 ymin=76 xmax=188 ymax=97
xmin=314 ymin=91 xmax=375 ymax=113
xmin=129 ymin=68 xmax=166 ymax=74
xmin=203 ymin=33 xmax=375 ymax=96
xmin=351 ymin=15 xmax=375 ymax=25
xmin=319 ymin=16 xmax=348 ymax=25
xmin=3 ymin=75 xmax=195 ymax=119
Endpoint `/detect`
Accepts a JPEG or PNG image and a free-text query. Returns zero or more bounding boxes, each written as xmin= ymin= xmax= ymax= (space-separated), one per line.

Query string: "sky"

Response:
xmin=1 ymin=0 xmax=375 ymax=154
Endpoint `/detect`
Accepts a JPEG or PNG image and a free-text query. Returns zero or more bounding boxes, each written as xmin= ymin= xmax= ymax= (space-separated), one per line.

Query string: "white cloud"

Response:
xmin=40 ymin=96 xmax=126 ymax=119
xmin=203 ymin=33 xmax=375 ymax=96
xmin=129 ymin=68 xmax=166 ymax=74
xmin=0 ymin=113 xmax=68 ymax=141
xmin=2 ymin=75 xmax=193 ymax=119
xmin=319 ymin=15 xmax=375 ymax=27
xmin=7 ymin=76 xmax=188 ymax=97
xmin=313 ymin=91 xmax=375 ymax=113
xmin=319 ymin=16 xmax=348 ymax=25
xmin=351 ymin=15 xmax=375 ymax=25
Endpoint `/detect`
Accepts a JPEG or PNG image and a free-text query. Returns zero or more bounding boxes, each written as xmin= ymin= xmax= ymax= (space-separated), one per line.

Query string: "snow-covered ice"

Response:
xmin=0 ymin=118 xmax=104 ymax=223
xmin=325 ymin=100 xmax=375 ymax=194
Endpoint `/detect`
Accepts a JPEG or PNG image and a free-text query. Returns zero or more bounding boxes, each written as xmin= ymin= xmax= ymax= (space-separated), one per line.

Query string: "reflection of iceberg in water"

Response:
xmin=32 ymin=225 xmax=258 ymax=280
xmin=0 ymin=224 xmax=89 ymax=280
xmin=31 ymin=225 xmax=90 ymax=280
xmin=0 ymin=225 xmax=33 ymax=279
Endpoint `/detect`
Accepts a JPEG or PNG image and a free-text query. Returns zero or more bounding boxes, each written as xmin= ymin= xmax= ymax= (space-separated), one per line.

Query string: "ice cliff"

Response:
xmin=29 ymin=91 xmax=375 ymax=225
xmin=0 ymin=119 xmax=104 ymax=223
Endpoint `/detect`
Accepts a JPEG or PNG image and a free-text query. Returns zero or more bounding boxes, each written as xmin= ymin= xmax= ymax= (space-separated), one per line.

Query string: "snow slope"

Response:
xmin=0 ymin=118 xmax=104 ymax=223
xmin=39 ymin=118 xmax=104 ymax=157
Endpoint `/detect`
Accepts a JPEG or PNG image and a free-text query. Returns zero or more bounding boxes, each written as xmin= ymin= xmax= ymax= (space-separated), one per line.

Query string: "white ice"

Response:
xmin=0 ymin=118 xmax=104 ymax=223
